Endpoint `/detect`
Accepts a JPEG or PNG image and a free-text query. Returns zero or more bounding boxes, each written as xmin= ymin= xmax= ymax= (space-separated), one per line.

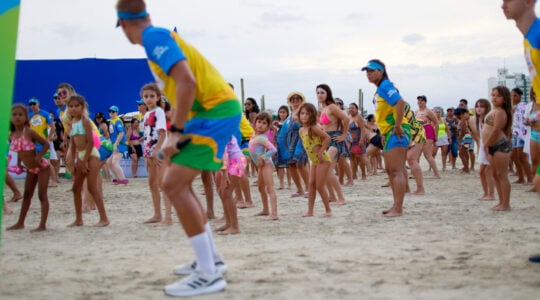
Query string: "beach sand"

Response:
xmin=2 ymin=162 xmax=540 ymax=300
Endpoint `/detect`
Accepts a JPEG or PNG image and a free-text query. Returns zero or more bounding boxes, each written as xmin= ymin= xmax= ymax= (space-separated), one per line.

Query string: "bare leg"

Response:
xmin=407 ymin=143 xmax=425 ymax=195
xmin=5 ymin=172 xmax=23 ymax=202
xmin=130 ymin=153 xmax=138 ymax=178
xmin=8 ymin=173 xmax=39 ymax=230
xmin=201 ymin=171 xmax=215 ymax=219
xmin=383 ymin=147 xmax=407 ymax=217
xmin=144 ymin=157 xmax=163 ymax=223
xmin=489 ymin=152 xmax=511 ymax=211
xmin=86 ymin=157 xmax=110 ymax=227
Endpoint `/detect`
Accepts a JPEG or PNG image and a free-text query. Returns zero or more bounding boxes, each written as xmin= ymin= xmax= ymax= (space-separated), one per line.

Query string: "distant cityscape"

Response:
xmin=488 ymin=68 xmax=531 ymax=102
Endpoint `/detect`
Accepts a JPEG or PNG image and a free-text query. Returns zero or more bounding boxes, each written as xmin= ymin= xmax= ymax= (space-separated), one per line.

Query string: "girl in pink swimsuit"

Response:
xmin=7 ymin=104 xmax=50 ymax=232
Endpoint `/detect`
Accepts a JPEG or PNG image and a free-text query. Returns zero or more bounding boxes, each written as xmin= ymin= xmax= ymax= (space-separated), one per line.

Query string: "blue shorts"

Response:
xmin=383 ymin=133 xmax=410 ymax=152
xmin=512 ymin=135 xmax=525 ymax=148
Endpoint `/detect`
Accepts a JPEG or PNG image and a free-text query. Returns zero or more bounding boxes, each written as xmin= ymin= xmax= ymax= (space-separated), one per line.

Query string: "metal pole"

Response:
xmin=241 ymin=78 xmax=245 ymax=106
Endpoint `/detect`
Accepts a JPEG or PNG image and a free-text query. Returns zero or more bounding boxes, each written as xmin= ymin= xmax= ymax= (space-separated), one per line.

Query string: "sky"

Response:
xmin=15 ymin=0 xmax=540 ymax=113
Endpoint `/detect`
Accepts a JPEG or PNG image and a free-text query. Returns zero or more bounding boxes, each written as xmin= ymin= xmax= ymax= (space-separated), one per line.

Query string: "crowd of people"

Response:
xmin=4 ymin=0 xmax=540 ymax=297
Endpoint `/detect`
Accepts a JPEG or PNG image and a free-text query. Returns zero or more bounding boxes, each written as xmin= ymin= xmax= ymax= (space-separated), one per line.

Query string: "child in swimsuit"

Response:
xmin=248 ymin=112 xmax=278 ymax=220
xmin=298 ymin=103 xmax=333 ymax=217
xmin=482 ymin=86 xmax=513 ymax=211
xmin=215 ymin=135 xmax=246 ymax=234
xmin=67 ymin=96 xmax=110 ymax=227
xmin=7 ymin=104 xmax=51 ymax=232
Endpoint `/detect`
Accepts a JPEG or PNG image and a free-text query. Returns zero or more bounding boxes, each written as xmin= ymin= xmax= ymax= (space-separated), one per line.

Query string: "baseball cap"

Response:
xmin=28 ymin=97 xmax=39 ymax=104
xmin=361 ymin=61 xmax=385 ymax=71
xmin=136 ymin=99 xmax=144 ymax=105
xmin=109 ymin=105 xmax=119 ymax=112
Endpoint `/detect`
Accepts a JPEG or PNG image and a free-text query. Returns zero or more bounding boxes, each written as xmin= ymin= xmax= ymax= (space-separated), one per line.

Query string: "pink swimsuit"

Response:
xmin=319 ymin=110 xmax=332 ymax=125
xmin=9 ymin=134 xmax=49 ymax=174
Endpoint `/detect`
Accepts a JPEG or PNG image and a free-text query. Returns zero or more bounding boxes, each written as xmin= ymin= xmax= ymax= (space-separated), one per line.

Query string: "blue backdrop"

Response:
xmin=14 ymin=58 xmax=154 ymax=118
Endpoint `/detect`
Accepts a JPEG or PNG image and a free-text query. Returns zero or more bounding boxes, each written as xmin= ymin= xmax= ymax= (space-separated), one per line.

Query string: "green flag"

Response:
xmin=0 ymin=0 xmax=21 ymax=237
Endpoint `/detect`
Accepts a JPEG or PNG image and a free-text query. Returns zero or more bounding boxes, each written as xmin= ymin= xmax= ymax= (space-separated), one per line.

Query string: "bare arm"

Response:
xmin=160 ymin=60 xmax=197 ymax=159
xmin=394 ymin=100 xmax=405 ymax=135
xmin=329 ymin=104 xmax=350 ymax=141
xmin=427 ymin=109 xmax=439 ymax=135
xmin=311 ymin=125 xmax=331 ymax=155
xmin=485 ymin=110 xmax=507 ymax=146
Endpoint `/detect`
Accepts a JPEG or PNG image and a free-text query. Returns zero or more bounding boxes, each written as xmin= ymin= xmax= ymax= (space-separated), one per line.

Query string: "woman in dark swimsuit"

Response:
xmin=127 ymin=118 xmax=144 ymax=178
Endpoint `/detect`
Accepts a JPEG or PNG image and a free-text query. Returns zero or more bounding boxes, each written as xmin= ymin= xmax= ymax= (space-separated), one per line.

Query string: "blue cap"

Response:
xmin=116 ymin=10 xmax=149 ymax=27
xmin=53 ymin=92 xmax=58 ymax=98
xmin=28 ymin=97 xmax=39 ymax=104
xmin=361 ymin=61 xmax=385 ymax=71
xmin=136 ymin=99 xmax=144 ymax=105
xmin=109 ymin=105 xmax=119 ymax=112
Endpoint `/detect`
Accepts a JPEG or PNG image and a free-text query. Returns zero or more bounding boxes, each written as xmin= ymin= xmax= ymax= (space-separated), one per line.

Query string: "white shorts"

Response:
xmin=478 ymin=140 xmax=489 ymax=166
xmin=49 ymin=141 xmax=58 ymax=160
xmin=435 ymin=136 xmax=450 ymax=147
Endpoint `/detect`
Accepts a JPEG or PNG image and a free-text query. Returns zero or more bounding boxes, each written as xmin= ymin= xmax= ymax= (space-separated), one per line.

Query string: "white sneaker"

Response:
xmin=173 ymin=260 xmax=228 ymax=276
xmin=164 ymin=270 xmax=227 ymax=297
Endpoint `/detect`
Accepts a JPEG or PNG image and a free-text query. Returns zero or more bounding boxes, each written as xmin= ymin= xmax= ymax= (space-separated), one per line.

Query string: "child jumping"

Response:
xmin=7 ymin=104 xmax=50 ymax=232
xmin=298 ymin=103 xmax=333 ymax=217
xmin=67 ymin=96 xmax=110 ymax=227
xmin=248 ymin=112 xmax=278 ymax=220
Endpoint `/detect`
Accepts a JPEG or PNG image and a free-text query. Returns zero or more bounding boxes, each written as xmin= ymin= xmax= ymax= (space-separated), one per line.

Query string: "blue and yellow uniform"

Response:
xmin=29 ymin=109 xmax=52 ymax=158
xmin=142 ymin=26 xmax=242 ymax=171
xmin=525 ymin=18 xmax=540 ymax=104
xmin=108 ymin=116 xmax=128 ymax=153
xmin=373 ymin=79 xmax=411 ymax=151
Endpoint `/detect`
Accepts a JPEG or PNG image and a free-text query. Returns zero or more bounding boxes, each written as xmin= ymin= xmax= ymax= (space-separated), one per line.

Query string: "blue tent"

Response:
xmin=14 ymin=58 xmax=154 ymax=118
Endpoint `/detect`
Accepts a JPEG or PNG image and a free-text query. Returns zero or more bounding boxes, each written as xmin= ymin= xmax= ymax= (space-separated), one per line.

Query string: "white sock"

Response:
xmin=205 ymin=223 xmax=221 ymax=261
xmin=189 ymin=232 xmax=216 ymax=274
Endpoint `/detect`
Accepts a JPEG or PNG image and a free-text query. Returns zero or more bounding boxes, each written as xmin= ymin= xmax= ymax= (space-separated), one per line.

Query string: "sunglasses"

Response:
xmin=29 ymin=103 xmax=37 ymax=106
xmin=290 ymin=97 xmax=302 ymax=101
xmin=58 ymin=90 xmax=67 ymax=96
xmin=109 ymin=110 xmax=117 ymax=113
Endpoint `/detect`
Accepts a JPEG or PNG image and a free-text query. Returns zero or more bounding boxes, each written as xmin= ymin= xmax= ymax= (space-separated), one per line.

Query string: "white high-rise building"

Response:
xmin=488 ymin=68 xmax=531 ymax=102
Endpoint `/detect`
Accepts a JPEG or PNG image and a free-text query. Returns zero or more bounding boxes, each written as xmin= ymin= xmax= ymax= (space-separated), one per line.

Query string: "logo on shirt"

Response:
xmin=387 ymin=89 xmax=398 ymax=98
xmin=153 ymin=46 xmax=169 ymax=60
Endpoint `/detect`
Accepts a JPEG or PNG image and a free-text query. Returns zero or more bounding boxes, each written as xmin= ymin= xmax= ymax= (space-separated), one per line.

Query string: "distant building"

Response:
xmin=488 ymin=68 xmax=531 ymax=102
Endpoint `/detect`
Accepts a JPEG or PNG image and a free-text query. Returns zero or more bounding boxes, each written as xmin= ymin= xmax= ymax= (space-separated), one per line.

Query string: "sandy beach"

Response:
xmin=2 ymin=161 xmax=540 ymax=300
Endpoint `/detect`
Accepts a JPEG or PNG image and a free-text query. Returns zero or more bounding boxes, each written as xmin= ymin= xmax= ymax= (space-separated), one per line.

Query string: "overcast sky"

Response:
xmin=16 ymin=0 xmax=538 ymax=112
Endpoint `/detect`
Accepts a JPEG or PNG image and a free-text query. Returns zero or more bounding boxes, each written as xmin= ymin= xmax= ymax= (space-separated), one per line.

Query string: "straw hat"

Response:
xmin=286 ymin=91 xmax=306 ymax=105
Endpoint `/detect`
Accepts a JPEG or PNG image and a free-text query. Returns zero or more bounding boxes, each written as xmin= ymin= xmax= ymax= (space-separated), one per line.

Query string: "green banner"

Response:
xmin=0 ymin=0 xmax=21 ymax=239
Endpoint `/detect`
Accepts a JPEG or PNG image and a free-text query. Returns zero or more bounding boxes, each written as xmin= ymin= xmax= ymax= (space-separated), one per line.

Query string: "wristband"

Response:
xmin=170 ymin=125 xmax=184 ymax=134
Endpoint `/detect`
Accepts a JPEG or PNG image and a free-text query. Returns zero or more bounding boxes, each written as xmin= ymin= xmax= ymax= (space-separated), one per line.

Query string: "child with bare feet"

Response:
xmin=482 ymin=86 xmax=513 ymax=211
xmin=298 ymin=103 xmax=333 ymax=217
xmin=7 ymin=104 xmax=50 ymax=232
xmin=455 ymin=108 xmax=474 ymax=174
xmin=67 ymin=96 xmax=110 ymax=227
xmin=235 ymin=115 xmax=255 ymax=209
xmin=141 ymin=83 xmax=172 ymax=224
xmin=3 ymin=201 xmax=13 ymax=215
xmin=5 ymin=171 xmax=23 ymax=202
xmin=248 ymin=112 xmax=278 ymax=220
xmin=471 ymin=99 xmax=495 ymax=201
xmin=215 ymin=136 xmax=246 ymax=234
